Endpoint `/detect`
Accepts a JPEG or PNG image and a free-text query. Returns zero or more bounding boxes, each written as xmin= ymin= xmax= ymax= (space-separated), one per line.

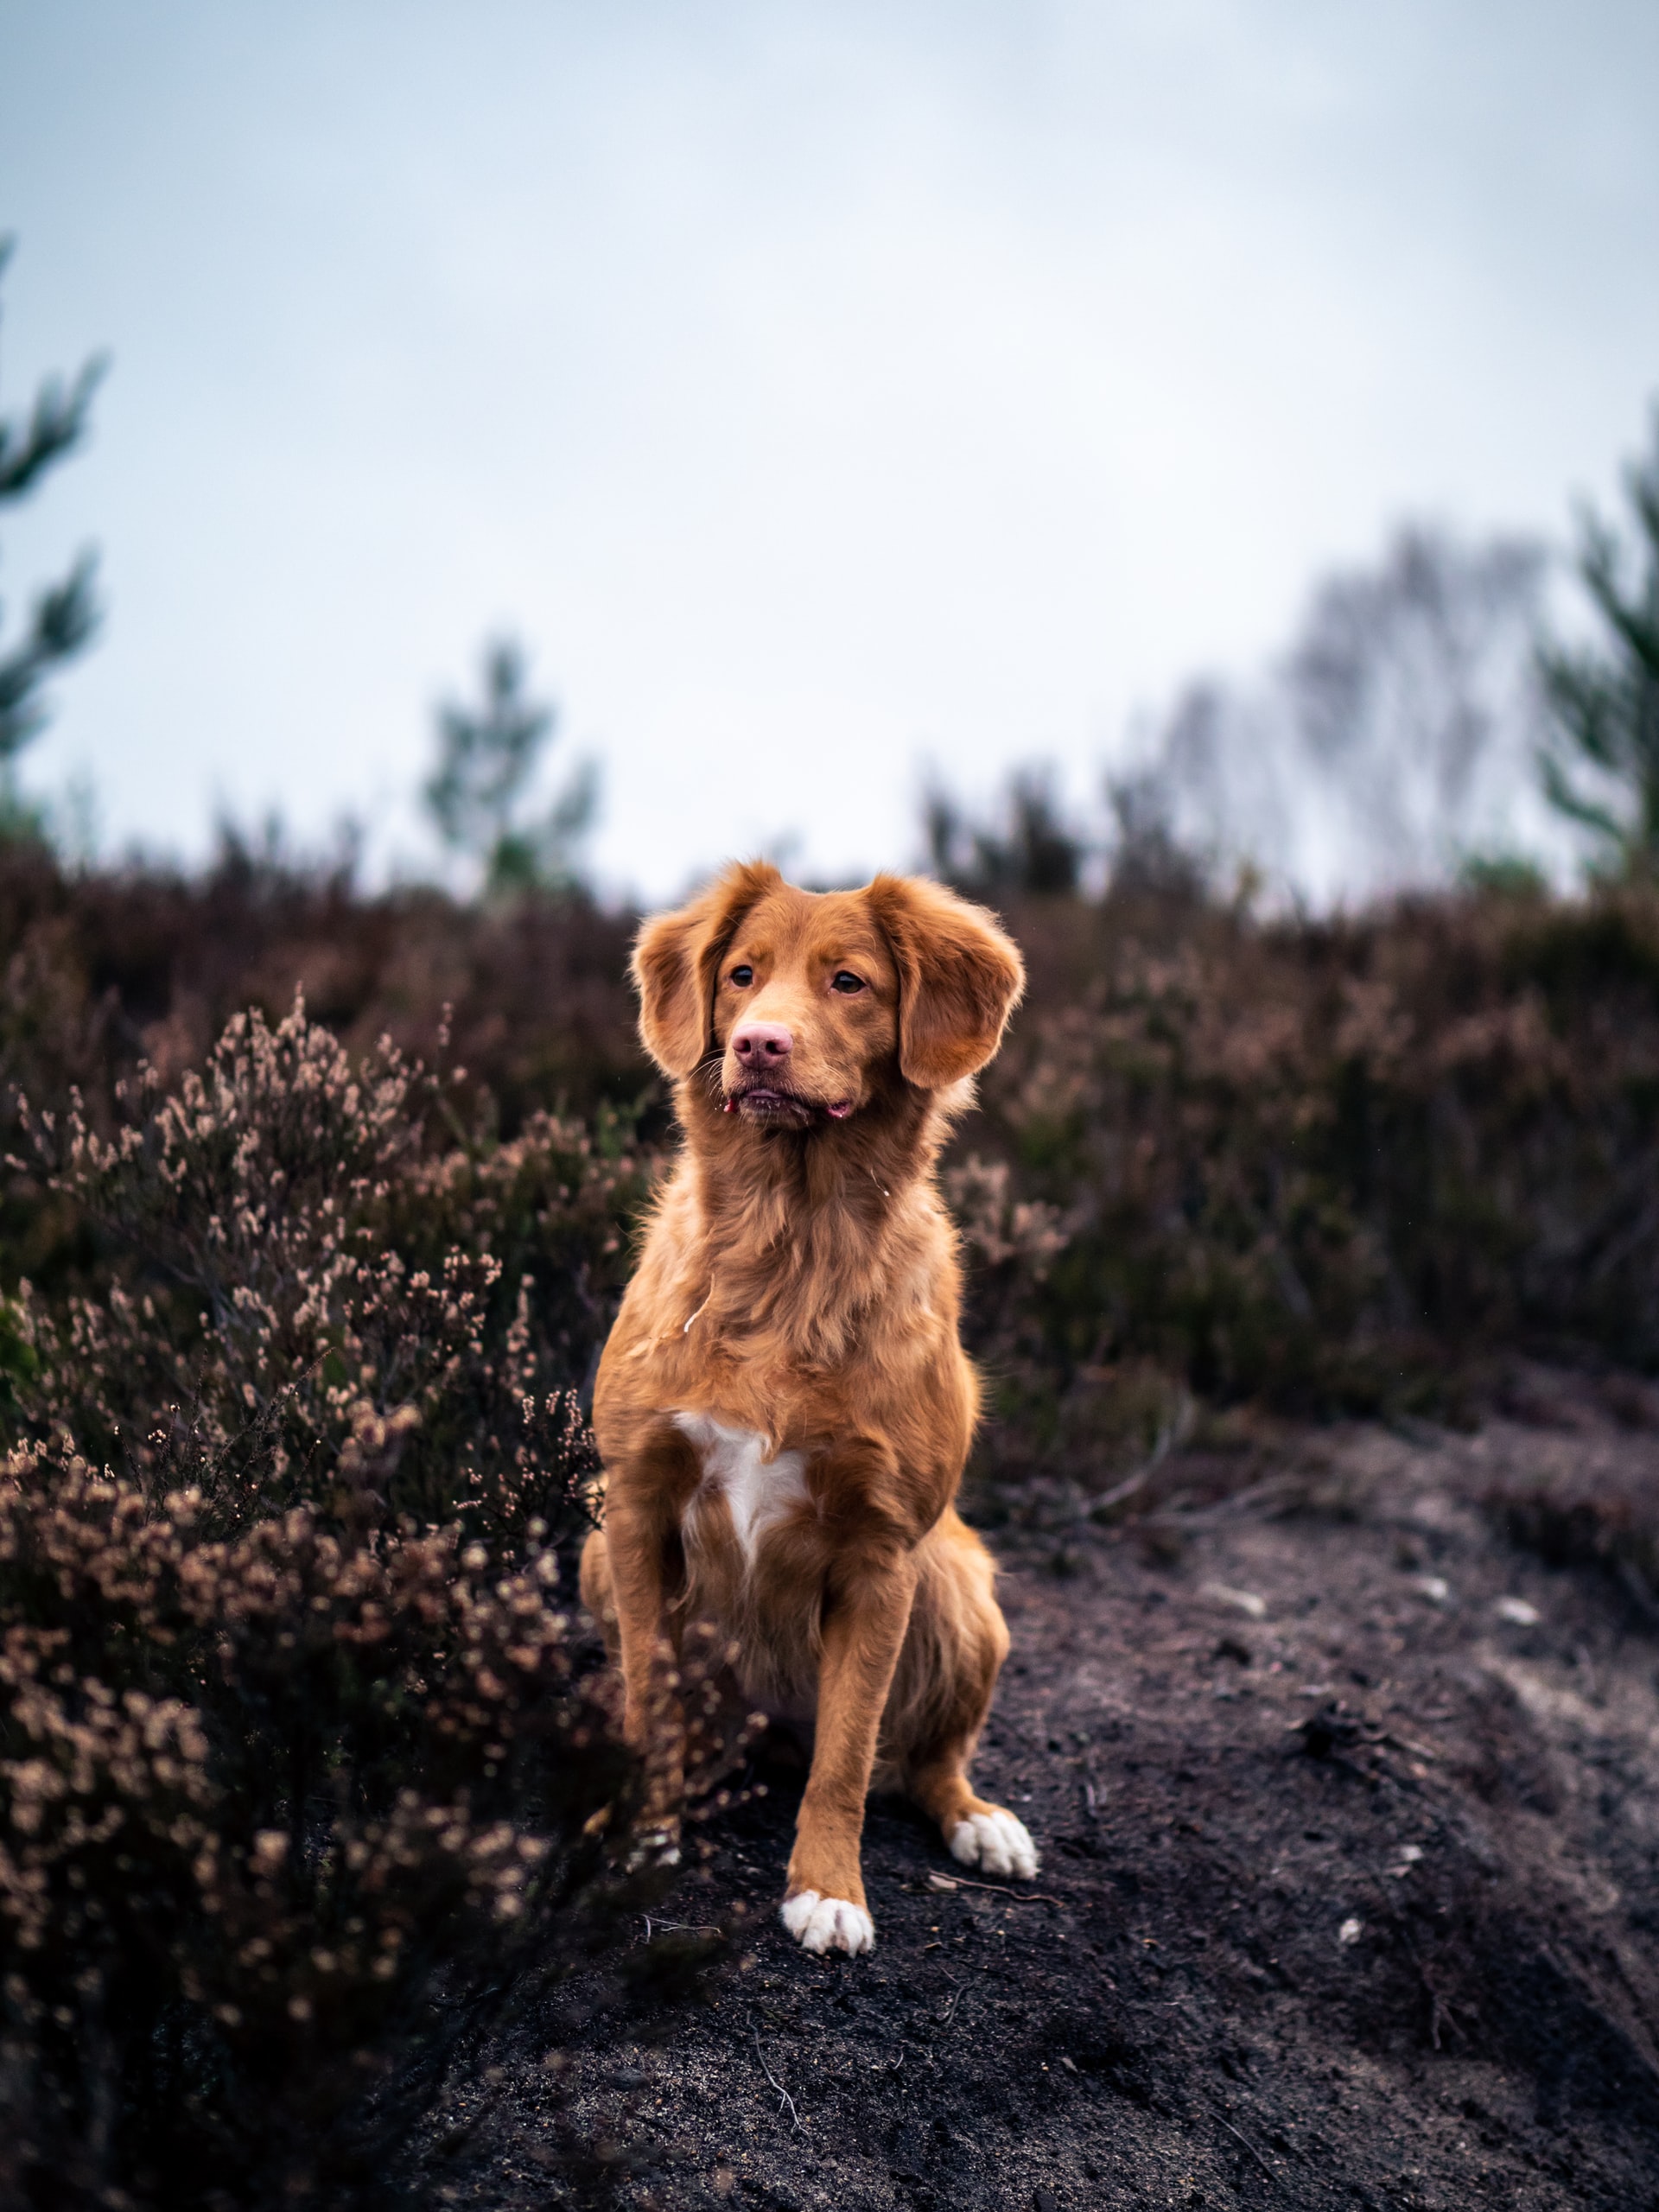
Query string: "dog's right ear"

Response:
xmin=631 ymin=861 xmax=783 ymax=1077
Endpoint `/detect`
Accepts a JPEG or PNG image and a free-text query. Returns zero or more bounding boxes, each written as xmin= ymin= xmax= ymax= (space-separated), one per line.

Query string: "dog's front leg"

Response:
xmin=601 ymin=1432 xmax=699 ymax=1861
xmin=782 ymin=1551 xmax=917 ymax=1956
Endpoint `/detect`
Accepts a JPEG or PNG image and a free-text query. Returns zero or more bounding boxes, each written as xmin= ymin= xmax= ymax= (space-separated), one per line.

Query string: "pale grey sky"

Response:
xmin=3 ymin=0 xmax=1656 ymax=897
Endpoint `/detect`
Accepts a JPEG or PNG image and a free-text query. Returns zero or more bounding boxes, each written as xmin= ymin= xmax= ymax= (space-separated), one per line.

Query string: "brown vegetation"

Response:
xmin=0 ymin=981 xmax=727 ymax=2208
xmin=956 ymin=879 xmax=1659 ymax=1491
xmin=3 ymin=843 xmax=1659 ymax=2204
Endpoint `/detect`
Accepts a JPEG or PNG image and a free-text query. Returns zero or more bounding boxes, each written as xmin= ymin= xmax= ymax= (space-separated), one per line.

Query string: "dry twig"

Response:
xmin=923 ymin=1872 xmax=1067 ymax=1905
xmin=1217 ymin=2113 xmax=1282 ymax=2190
xmin=753 ymin=2030 xmax=804 ymax=2133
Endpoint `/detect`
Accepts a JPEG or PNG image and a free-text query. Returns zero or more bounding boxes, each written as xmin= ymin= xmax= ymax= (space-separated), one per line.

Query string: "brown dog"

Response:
xmin=581 ymin=861 xmax=1036 ymax=1955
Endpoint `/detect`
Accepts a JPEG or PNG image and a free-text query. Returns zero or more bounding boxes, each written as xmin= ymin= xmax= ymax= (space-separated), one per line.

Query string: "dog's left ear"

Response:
xmin=632 ymin=860 xmax=783 ymax=1077
xmin=866 ymin=874 xmax=1026 ymax=1090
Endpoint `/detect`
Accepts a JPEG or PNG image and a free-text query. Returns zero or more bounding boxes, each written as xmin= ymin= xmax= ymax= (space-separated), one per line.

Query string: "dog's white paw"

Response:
xmin=779 ymin=1890 xmax=875 ymax=1955
xmin=950 ymin=1807 xmax=1039 ymax=1879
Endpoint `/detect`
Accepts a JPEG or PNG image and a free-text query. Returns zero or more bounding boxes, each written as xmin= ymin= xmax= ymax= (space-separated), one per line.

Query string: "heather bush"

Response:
xmin=7 ymin=1001 xmax=641 ymax=1519
xmin=0 ymin=1001 xmax=730 ymax=2209
xmin=0 ymin=842 xmax=644 ymax=1136
xmin=8 ymin=836 xmax=1659 ymax=1510
xmin=963 ymin=880 xmax=1659 ymax=1484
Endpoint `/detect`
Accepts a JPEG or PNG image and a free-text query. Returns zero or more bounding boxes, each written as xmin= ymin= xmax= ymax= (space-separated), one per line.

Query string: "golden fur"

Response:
xmin=581 ymin=862 xmax=1037 ymax=1955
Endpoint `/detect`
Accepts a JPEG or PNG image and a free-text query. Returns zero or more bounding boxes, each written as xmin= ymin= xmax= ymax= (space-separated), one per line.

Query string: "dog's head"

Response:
xmin=632 ymin=862 xmax=1025 ymax=1130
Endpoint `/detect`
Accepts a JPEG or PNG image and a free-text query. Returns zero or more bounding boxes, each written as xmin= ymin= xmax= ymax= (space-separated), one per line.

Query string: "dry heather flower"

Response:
xmin=944 ymin=1154 xmax=1068 ymax=1273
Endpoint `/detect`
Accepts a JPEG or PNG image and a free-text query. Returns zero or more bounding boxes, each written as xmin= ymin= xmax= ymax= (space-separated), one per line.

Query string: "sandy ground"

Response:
xmin=429 ymin=1390 xmax=1659 ymax=2211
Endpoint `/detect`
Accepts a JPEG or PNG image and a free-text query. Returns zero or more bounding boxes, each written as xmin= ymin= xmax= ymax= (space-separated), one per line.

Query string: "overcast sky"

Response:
xmin=3 ymin=0 xmax=1657 ymax=899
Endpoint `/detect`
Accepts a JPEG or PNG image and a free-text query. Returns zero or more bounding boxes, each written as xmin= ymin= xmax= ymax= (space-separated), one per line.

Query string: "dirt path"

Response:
xmin=436 ymin=1401 xmax=1659 ymax=2210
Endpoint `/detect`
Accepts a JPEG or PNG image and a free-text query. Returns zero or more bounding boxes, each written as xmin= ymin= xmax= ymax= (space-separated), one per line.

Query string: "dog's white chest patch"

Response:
xmin=673 ymin=1413 xmax=808 ymax=1570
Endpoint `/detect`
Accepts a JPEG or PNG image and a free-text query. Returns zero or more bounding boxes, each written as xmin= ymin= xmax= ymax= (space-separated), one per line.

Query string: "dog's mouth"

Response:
xmin=724 ymin=1084 xmax=857 ymax=1124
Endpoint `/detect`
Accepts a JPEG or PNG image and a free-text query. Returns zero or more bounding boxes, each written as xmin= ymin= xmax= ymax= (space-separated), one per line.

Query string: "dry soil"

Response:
xmin=430 ymin=1382 xmax=1659 ymax=2211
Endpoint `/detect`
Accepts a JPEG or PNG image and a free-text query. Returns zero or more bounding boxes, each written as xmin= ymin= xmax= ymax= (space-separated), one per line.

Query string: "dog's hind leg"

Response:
xmin=897 ymin=1515 xmax=1039 ymax=1880
xmin=907 ymin=1753 xmax=1039 ymax=1880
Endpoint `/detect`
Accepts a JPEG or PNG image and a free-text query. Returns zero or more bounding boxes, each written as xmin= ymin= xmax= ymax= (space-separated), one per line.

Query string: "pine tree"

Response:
xmin=0 ymin=239 xmax=106 ymax=836
xmin=423 ymin=636 xmax=598 ymax=895
xmin=1538 ymin=409 xmax=1659 ymax=874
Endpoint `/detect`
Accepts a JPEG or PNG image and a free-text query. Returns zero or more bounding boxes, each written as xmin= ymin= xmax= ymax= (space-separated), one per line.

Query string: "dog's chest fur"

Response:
xmin=672 ymin=1411 xmax=810 ymax=1571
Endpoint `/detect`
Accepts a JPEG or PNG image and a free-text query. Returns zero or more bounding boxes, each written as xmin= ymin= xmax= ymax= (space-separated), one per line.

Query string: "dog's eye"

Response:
xmin=729 ymin=965 xmax=753 ymax=988
xmin=831 ymin=971 xmax=865 ymax=995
